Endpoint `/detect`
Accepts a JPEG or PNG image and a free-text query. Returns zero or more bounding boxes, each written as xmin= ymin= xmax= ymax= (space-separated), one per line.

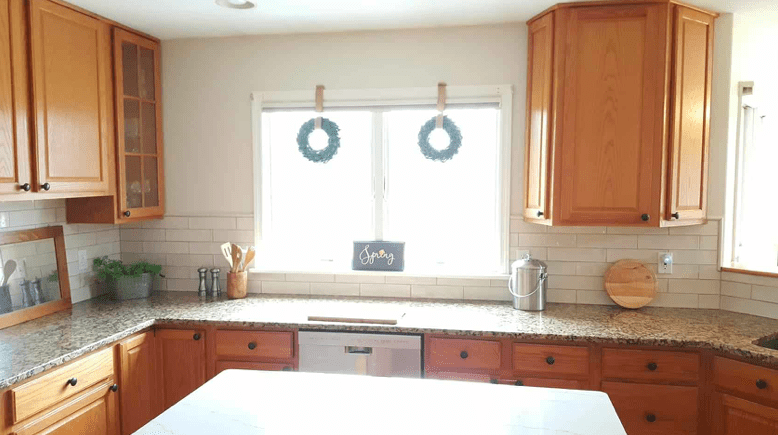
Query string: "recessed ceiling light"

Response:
xmin=215 ymin=0 xmax=256 ymax=10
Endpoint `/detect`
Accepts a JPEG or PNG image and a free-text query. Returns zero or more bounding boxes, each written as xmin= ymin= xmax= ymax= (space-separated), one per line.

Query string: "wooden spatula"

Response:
xmin=242 ymin=248 xmax=255 ymax=272
xmin=231 ymin=243 xmax=242 ymax=273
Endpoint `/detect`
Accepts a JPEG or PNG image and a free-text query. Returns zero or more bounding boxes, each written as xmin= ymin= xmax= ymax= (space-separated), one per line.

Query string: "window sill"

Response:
xmin=249 ymin=268 xmax=510 ymax=281
xmin=721 ymin=267 xmax=778 ymax=280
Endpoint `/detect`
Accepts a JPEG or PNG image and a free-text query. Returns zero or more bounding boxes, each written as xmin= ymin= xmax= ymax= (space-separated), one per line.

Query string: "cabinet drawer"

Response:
xmin=602 ymin=348 xmax=700 ymax=383
xmin=427 ymin=338 xmax=502 ymax=371
xmin=512 ymin=343 xmax=589 ymax=377
xmin=713 ymin=356 xmax=778 ymax=404
xmin=215 ymin=330 xmax=294 ymax=359
xmin=425 ymin=371 xmax=493 ymax=383
xmin=10 ymin=347 xmax=114 ymax=423
xmin=216 ymin=361 xmax=295 ymax=375
xmin=602 ymin=381 xmax=698 ymax=435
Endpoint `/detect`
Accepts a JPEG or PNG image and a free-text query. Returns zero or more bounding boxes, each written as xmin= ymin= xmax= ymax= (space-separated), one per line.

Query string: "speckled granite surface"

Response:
xmin=2 ymin=292 xmax=778 ymax=389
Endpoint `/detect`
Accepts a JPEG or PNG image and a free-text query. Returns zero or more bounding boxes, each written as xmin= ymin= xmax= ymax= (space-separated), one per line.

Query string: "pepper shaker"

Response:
xmin=210 ymin=268 xmax=221 ymax=297
xmin=197 ymin=268 xmax=208 ymax=297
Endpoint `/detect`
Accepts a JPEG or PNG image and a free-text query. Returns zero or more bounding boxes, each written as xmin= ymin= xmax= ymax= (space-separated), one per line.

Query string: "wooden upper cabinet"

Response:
xmin=523 ymin=0 xmax=717 ymax=227
xmin=28 ymin=0 xmax=112 ymax=195
xmin=114 ymin=28 xmax=164 ymax=221
xmin=0 ymin=0 xmax=31 ymax=196
xmin=523 ymin=13 xmax=554 ymax=223
xmin=67 ymin=28 xmax=164 ymax=224
xmin=666 ymin=6 xmax=714 ymax=225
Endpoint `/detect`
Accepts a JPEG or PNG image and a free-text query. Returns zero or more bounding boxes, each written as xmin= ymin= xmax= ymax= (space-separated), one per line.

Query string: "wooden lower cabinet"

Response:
xmin=117 ymin=332 xmax=160 ymax=435
xmin=215 ymin=361 xmax=294 ymax=375
xmin=602 ymin=381 xmax=698 ymax=435
xmin=155 ymin=329 xmax=206 ymax=410
xmin=714 ymin=393 xmax=778 ymax=435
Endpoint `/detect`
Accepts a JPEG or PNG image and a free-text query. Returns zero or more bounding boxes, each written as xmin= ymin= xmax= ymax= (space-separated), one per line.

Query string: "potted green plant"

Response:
xmin=93 ymin=257 xmax=162 ymax=300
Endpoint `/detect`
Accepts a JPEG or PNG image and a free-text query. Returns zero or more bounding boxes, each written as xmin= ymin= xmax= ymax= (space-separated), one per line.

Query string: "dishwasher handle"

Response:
xmin=345 ymin=346 xmax=373 ymax=355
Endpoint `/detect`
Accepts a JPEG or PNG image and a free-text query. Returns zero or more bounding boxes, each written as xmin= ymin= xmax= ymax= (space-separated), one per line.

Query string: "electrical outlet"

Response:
xmin=658 ymin=252 xmax=673 ymax=274
xmin=78 ymin=250 xmax=89 ymax=274
xmin=15 ymin=260 xmax=26 ymax=280
xmin=0 ymin=213 xmax=8 ymax=229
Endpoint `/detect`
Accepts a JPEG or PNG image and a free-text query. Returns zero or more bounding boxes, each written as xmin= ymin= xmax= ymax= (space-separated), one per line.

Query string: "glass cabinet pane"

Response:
xmin=141 ymin=102 xmax=157 ymax=154
xmin=122 ymin=42 xmax=138 ymax=97
xmin=124 ymin=99 xmax=140 ymax=153
xmin=139 ymin=47 xmax=155 ymax=100
xmin=125 ymin=156 xmax=142 ymax=208
xmin=143 ymin=157 xmax=159 ymax=207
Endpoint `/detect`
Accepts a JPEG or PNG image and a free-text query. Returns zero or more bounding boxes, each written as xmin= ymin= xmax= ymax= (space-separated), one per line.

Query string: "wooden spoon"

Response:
xmin=242 ymin=248 xmax=256 ymax=272
xmin=2 ymin=260 xmax=16 ymax=287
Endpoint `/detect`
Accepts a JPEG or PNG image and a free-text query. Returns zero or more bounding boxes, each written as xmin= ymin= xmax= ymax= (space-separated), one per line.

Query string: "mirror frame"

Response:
xmin=0 ymin=226 xmax=71 ymax=329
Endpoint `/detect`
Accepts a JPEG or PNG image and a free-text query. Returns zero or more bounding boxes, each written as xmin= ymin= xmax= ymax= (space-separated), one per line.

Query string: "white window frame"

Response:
xmin=249 ymin=85 xmax=514 ymax=277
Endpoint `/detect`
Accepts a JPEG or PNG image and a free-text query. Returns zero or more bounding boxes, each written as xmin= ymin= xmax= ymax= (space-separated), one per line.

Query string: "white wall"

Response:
xmin=161 ymin=24 xmax=526 ymax=217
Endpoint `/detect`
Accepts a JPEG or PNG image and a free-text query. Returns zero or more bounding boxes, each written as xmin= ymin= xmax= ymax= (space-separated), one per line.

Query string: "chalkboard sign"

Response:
xmin=352 ymin=242 xmax=405 ymax=272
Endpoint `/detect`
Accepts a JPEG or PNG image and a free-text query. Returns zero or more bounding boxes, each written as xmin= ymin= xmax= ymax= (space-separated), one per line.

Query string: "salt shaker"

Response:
xmin=210 ymin=268 xmax=221 ymax=297
xmin=197 ymin=268 xmax=208 ymax=297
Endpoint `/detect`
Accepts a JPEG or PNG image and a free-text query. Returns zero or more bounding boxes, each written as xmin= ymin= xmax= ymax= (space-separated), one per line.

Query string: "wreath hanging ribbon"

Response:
xmin=417 ymin=115 xmax=463 ymax=162
xmin=296 ymin=117 xmax=341 ymax=163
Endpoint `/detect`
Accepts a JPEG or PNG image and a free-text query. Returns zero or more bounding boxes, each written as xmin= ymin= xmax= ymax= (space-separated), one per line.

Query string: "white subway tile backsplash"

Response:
xmin=188 ymin=242 xmax=222 ymax=255
xmin=699 ymin=236 xmax=718 ymax=250
xmin=721 ymin=281 xmax=751 ymax=299
xmin=411 ymin=285 xmax=463 ymax=299
xmin=359 ymin=283 xmax=410 ymax=298
xmin=437 ymin=277 xmax=491 ymax=287
xmin=548 ymin=226 xmax=606 ymax=234
xmin=699 ymin=265 xmax=721 ymax=280
xmin=548 ymin=275 xmax=604 ymax=290
xmin=698 ymin=295 xmax=720 ymax=309
xmin=576 ymin=290 xmax=615 ymax=305
xmin=310 ymin=282 xmax=360 ymax=296
xmin=547 ymin=288 xmax=576 ymax=303
xmin=606 ymin=226 xmax=668 ymax=235
xmin=212 ymin=230 xmax=254 ymax=244
xmin=142 ymin=216 xmax=189 ymax=229
xmin=649 ymin=293 xmax=699 ymax=308
xmin=575 ymin=262 xmax=611 ymax=277
xmin=464 ymin=286 xmax=512 ymax=301
xmin=121 ymin=229 xmax=165 ymax=242
xmin=286 ymin=273 xmax=334 ymax=283
xmin=166 ymin=229 xmax=212 ymax=242
xmin=143 ymin=241 xmax=189 ymax=254
xmin=668 ymin=279 xmax=720 ymax=295
xmin=576 ymin=234 xmax=637 ymax=249
xmin=544 ymin=261 xmax=578 ymax=276
xmin=263 ymin=281 xmax=310 ymax=295
xmin=638 ymin=235 xmax=699 ymax=250
xmin=548 ymin=248 xmax=606 ymax=262
xmin=751 ymin=285 xmax=778 ymax=304
xmin=335 ymin=274 xmax=386 ymax=284
xmin=511 ymin=218 xmax=546 ymax=233
xmin=236 ymin=217 xmax=254 ymax=230
xmin=721 ymin=296 xmax=778 ymax=320
xmin=385 ymin=276 xmax=437 ymax=285
xmin=189 ymin=217 xmax=236 ymax=230
xmin=165 ymin=254 xmax=214 ymax=267
xmin=519 ymin=234 xmax=577 ymax=247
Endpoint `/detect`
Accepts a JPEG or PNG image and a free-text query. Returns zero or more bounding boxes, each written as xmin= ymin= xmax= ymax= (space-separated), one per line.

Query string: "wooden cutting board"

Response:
xmin=604 ymin=260 xmax=657 ymax=309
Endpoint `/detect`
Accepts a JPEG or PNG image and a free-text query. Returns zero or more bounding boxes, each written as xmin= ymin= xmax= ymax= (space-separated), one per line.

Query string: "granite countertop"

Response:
xmin=136 ymin=370 xmax=626 ymax=435
xmin=1 ymin=292 xmax=778 ymax=389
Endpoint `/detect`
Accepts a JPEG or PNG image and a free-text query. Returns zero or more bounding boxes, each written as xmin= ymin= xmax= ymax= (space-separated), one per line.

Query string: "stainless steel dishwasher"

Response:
xmin=298 ymin=331 xmax=422 ymax=378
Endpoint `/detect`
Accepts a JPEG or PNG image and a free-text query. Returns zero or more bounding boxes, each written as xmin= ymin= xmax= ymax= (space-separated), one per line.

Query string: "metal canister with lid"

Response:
xmin=508 ymin=254 xmax=548 ymax=311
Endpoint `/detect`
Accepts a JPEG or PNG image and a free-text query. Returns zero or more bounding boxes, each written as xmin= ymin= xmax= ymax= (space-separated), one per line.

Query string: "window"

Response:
xmin=728 ymin=83 xmax=778 ymax=273
xmin=252 ymin=86 xmax=512 ymax=276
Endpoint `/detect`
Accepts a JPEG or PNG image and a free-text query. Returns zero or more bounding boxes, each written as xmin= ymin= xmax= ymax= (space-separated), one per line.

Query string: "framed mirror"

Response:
xmin=0 ymin=226 xmax=71 ymax=329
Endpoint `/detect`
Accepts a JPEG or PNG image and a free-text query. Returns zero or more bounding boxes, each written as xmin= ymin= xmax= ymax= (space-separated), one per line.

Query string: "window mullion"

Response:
xmin=372 ymin=111 xmax=385 ymax=241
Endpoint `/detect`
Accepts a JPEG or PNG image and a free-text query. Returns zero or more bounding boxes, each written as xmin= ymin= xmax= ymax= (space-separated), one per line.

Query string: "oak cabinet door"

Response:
xmin=114 ymin=28 xmax=164 ymax=221
xmin=19 ymin=381 xmax=120 ymax=435
xmin=666 ymin=6 xmax=714 ymax=224
xmin=29 ymin=0 xmax=111 ymax=195
xmin=714 ymin=393 xmax=778 ymax=435
xmin=156 ymin=329 xmax=206 ymax=410
xmin=0 ymin=0 xmax=31 ymax=196
xmin=602 ymin=381 xmax=698 ymax=435
xmin=523 ymin=12 xmax=554 ymax=223
xmin=118 ymin=332 xmax=161 ymax=435
xmin=557 ymin=4 xmax=666 ymax=225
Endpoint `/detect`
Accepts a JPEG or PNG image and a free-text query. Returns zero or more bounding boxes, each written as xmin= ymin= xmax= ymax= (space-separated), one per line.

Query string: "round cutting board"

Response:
xmin=604 ymin=260 xmax=657 ymax=309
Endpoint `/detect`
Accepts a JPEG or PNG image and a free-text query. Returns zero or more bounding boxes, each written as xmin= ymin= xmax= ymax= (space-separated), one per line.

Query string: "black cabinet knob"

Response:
xmin=20 ymin=183 xmax=31 ymax=192
xmin=41 ymin=182 xmax=50 ymax=191
xmin=647 ymin=362 xmax=658 ymax=371
xmin=193 ymin=333 xmax=201 ymax=341
xmin=110 ymin=384 xmax=119 ymax=392
xmin=459 ymin=351 xmax=468 ymax=359
xmin=490 ymin=379 xmax=499 ymax=384
xmin=282 ymin=367 xmax=293 ymax=372
xmin=671 ymin=212 xmax=680 ymax=220
xmin=646 ymin=414 xmax=656 ymax=423
xmin=248 ymin=342 xmax=257 ymax=350
xmin=123 ymin=211 xmax=131 ymax=217
xmin=67 ymin=378 xmax=77 ymax=386
xmin=537 ymin=211 xmax=544 ymax=218
xmin=756 ymin=379 xmax=768 ymax=390
xmin=515 ymin=380 xmax=524 ymax=386
xmin=641 ymin=214 xmax=650 ymax=222
xmin=546 ymin=356 xmax=555 ymax=365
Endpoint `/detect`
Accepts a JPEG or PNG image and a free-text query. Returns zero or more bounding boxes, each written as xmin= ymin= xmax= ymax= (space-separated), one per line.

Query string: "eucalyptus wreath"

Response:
xmin=296 ymin=117 xmax=341 ymax=163
xmin=417 ymin=115 xmax=462 ymax=162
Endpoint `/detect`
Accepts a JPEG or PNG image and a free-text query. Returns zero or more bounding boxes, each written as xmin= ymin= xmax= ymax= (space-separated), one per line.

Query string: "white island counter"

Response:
xmin=135 ymin=370 xmax=626 ymax=435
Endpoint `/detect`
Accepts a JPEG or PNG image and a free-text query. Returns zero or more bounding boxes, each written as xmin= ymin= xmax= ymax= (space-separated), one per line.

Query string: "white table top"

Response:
xmin=135 ymin=370 xmax=626 ymax=435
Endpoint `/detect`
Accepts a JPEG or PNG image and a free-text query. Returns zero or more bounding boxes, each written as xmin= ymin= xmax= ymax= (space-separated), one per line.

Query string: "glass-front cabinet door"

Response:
xmin=114 ymin=28 xmax=164 ymax=220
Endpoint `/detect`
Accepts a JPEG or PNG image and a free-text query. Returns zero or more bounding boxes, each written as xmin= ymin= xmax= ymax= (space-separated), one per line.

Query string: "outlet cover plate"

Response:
xmin=658 ymin=252 xmax=673 ymax=274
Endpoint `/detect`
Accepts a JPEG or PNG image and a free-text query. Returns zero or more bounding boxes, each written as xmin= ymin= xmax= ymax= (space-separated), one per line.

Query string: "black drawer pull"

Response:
xmin=248 ymin=342 xmax=257 ymax=350
xmin=460 ymin=351 xmax=468 ymax=359
xmin=514 ymin=380 xmax=524 ymax=386
xmin=110 ymin=384 xmax=119 ymax=392
xmin=193 ymin=333 xmax=201 ymax=341
xmin=546 ymin=356 xmax=555 ymax=365
xmin=67 ymin=378 xmax=77 ymax=387
xmin=646 ymin=414 xmax=656 ymax=423
xmin=282 ymin=367 xmax=293 ymax=371
xmin=489 ymin=379 xmax=499 ymax=384
xmin=756 ymin=379 xmax=768 ymax=390
xmin=647 ymin=362 xmax=658 ymax=371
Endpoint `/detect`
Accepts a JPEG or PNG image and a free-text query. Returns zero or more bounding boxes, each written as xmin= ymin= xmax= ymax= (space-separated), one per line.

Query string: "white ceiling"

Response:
xmin=67 ymin=0 xmax=772 ymax=40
